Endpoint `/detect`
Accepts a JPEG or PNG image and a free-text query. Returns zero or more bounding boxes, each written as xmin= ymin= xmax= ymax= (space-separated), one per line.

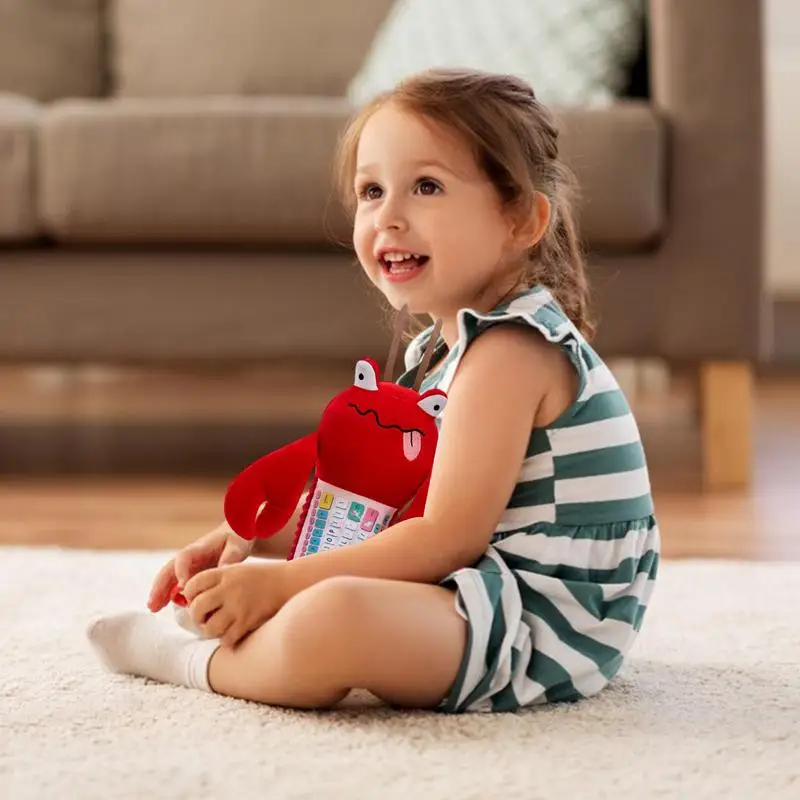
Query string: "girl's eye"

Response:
xmin=358 ymin=184 xmax=382 ymax=201
xmin=357 ymin=179 xmax=440 ymax=200
xmin=417 ymin=179 xmax=441 ymax=195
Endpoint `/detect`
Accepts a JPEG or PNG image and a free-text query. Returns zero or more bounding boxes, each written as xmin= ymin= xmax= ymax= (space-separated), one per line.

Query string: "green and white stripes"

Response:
xmin=398 ymin=286 xmax=660 ymax=713
xmin=442 ymin=516 xmax=659 ymax=712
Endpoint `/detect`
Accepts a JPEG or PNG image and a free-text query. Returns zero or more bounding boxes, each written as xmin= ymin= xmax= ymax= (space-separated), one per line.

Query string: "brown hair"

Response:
xmin=334 ymin=67 xmax=594 ymax=340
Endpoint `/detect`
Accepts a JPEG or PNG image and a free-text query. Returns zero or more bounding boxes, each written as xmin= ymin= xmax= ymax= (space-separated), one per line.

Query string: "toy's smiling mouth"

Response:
xmin=348 ymin=404 xmax=424 ymax=461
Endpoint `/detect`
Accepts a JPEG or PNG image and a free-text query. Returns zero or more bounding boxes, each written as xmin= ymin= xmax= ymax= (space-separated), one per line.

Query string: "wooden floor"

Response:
xmin=0 ymin=364 xmax=797 ymax=560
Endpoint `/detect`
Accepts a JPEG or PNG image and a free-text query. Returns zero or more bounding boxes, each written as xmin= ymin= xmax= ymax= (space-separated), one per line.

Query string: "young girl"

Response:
xmin=88 ymin=68 xmax=659 ymax=714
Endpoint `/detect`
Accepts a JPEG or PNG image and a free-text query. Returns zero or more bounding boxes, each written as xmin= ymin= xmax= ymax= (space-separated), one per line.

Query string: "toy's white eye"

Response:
xmin=354 ymin=359 xmax=379 ymax=391
xmin=418 ymin=393 xmax=447 ymax=418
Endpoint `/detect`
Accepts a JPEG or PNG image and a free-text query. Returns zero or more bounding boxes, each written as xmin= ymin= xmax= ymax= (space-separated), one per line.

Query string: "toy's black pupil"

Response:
xmin=434 ymin=405 xmax=440 ymax=411
xmin=358 ymin=373 xmax=364 ymax=380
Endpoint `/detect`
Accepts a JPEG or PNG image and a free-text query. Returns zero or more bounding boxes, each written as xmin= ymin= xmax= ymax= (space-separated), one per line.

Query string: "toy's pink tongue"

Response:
xmin=403 ymin=430 xmax=421 ymax=461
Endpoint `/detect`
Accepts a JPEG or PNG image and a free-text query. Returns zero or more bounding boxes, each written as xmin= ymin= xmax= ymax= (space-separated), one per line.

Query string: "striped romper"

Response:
xmin=396 ymin=285 xmax=660 ymax=713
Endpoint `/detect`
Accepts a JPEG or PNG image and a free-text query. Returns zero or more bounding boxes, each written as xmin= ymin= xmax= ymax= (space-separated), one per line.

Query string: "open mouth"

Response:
xmin=379 ymin=252 xmax=430 ymax=278
xmin=348 ymin=403 xmax=424 ymax=461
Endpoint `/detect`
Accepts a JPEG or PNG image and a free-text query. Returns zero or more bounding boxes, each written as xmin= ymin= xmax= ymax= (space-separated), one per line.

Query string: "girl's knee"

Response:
xmin=274 ymin=576 xmax=369 ymax=661
xmin=284 ymin=576 xmax=371 ymax=621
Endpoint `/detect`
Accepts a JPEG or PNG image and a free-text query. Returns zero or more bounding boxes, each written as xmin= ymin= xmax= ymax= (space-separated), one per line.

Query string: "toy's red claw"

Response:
xmin=169 ymin=585 xmax=188 ymax=607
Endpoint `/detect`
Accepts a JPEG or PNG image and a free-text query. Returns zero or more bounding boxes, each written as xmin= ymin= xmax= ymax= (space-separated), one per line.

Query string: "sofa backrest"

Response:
xmin=0 ymin=0 xmax=105 ymax=101
xmin=111 ymin=0 xmax=396 ymax=97
xmin=0 ymin=0 xmax=397 ymax=101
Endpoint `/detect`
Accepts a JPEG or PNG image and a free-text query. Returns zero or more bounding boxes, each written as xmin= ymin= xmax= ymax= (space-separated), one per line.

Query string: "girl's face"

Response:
xmin=353 ymin=104 xmax=525 ymax=326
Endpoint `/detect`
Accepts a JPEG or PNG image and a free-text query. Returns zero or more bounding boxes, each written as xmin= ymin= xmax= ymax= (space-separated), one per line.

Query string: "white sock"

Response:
xmin=86 ymin=611 xmax=221 ymax=692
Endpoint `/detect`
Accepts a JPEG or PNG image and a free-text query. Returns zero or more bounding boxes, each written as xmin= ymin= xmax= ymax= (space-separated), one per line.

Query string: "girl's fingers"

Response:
xmin=148 ymin=559 xmax=177 ymax=612
xmin=218 ymin=542 xmax=246 ymax=566
xmin=175 ymin=545 xmax=215 ymax=586
xmin=182 ymin=567 xmax=220 ymax=602
xmin=188 ymin=585 xmax=223 ymax=626
xmin=204 ymin=609 xmax=234 ymax=642
xmin=221 ymin=621 xmax=245 ymax=648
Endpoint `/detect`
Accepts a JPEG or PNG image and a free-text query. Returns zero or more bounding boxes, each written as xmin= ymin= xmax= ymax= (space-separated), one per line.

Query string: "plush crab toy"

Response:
xmin=170 ymin=311 xmax=445 ymax=610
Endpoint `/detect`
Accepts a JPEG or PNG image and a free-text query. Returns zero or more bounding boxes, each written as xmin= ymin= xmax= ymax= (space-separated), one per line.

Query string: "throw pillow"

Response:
xmin=348 ymin=0 xmax=645 ymax=108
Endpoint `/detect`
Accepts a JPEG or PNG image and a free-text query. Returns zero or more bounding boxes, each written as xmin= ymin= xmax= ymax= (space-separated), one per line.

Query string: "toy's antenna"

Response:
xmin=413 ymin=318 xmax=442 ymax=392
xmin=384 ymin=304 xmax=410 ymax=383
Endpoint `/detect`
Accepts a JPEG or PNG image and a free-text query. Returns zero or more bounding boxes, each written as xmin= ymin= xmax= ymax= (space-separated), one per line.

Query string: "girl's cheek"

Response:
xmin=353 ymin=227 xmax=375 ymax=271
xmin=352 ymin=219 xmax=370 ymax=249
xmin=354 ymin=208 xmax=372 ymax=233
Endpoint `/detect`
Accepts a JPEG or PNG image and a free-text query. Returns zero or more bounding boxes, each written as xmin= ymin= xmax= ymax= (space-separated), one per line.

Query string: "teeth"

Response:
xmin=384 ymin=252 xmax=415 ymax=262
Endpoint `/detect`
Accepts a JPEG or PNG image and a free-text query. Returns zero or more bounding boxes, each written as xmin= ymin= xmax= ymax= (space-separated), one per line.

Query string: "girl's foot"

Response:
xmin=86 ymin=611 xmax=219 ymax=691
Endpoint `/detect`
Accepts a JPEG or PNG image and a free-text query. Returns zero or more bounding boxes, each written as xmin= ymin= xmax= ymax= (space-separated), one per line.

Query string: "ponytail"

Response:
xmin=527 ymin=157 xmax=595 ymax=340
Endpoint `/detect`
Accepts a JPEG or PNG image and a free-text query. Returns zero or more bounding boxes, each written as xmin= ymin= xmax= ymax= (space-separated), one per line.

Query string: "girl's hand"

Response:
xmin=182 ymin=561 xmax=288 ymax=647
xmin=148 ymin=526 xmax=253 ymax=613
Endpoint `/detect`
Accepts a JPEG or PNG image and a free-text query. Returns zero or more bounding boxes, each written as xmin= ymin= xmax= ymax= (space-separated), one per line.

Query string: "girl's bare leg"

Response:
xmin=208 ymin=576 xmax=467 ymax=709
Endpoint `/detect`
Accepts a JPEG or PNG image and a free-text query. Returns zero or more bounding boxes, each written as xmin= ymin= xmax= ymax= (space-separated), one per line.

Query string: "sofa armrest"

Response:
xmin=648 ymin=0 xmax=767 ymax=360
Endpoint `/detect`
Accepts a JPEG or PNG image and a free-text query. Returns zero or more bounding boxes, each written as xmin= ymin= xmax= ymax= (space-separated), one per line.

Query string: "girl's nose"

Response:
xmin=375 ymin=198 xmax=408 ymax=232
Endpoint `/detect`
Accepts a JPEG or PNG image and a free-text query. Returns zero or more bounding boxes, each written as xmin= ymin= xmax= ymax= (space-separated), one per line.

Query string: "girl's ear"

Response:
xmin=509 ymin=191 xmax=551 ymax=250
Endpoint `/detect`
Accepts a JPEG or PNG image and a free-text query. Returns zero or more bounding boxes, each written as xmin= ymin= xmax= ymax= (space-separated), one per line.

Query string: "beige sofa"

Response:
xmin=0 ymin=0 xmax=765 ymax=487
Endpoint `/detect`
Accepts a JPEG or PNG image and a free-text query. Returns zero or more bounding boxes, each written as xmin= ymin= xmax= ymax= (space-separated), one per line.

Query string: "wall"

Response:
xmin=766 ymin=0 xmax=800 ymax=296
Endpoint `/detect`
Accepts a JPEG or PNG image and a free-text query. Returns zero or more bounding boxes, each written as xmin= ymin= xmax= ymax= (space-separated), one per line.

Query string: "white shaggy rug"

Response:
xmin=1 ymin=547 xmax=798 ymax=800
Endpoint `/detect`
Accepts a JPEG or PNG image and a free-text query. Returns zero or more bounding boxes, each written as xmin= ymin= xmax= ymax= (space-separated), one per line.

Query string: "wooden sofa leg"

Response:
xmin=699 ymin=362 xmax=754 ymax=489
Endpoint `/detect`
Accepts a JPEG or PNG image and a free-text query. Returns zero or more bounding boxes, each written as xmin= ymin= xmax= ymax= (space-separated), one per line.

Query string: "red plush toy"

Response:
xmin=225 ymin=314 xmax=446 ymax=558
xmin=170 ymin=311 xmax=445 ymax=610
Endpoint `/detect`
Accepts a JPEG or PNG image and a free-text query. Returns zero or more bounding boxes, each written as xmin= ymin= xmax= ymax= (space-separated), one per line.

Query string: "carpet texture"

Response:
xmin=1 ymin=546 xmax=798 ymax=799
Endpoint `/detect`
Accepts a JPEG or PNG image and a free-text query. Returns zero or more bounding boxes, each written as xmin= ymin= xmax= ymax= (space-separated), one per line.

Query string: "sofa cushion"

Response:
xmin=0 ymin=95 xmax=39 ymax=241
xmin=39 ymin=97 xmax=356 ymax=244
xmin=38 ymin=98 xmax=665 ymax=249
xmin=110 ymin=0 xmax=395 ymax=98
xmin=0 ymin=0 xmax=104 ymax=102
